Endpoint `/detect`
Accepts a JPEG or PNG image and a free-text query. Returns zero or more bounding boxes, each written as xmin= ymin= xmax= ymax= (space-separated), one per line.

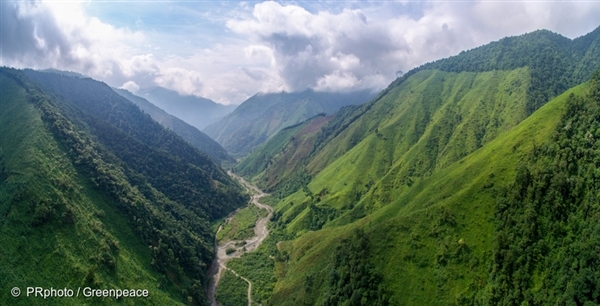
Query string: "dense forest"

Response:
xmin=113 ymin=88 xmax=234 ymax=166
xmin=318 ymin=229 xmax=388 ymax=306
xmin=485 ymin=71 xmax=600 ymax=305
xmin=22 ymin=70 xmax=245 ymax=220
xmin=0 ymin=68 xmax=246 ymax=305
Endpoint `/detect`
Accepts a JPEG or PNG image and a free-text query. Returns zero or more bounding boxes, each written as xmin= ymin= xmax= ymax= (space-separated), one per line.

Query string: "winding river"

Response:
xmin=207 ymin=172 xmax=273 ymax=306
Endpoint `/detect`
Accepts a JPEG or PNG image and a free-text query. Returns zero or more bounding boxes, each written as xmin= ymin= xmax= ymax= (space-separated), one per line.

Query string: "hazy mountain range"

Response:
xmin=113 ymin=88 xmax=234 ymax=165
xmin=137 ymin=86 xmax=237 ymax=131
xmin=204 ymin=89 xmax=375 ymax=157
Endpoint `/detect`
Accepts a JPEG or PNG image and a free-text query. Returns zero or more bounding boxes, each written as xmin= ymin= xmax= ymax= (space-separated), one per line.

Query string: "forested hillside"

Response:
xmin=114 ymin=88 xmax=233 ymax=165
xmin=204 ymin=89 xmax=373 ymax=157
xmin=0 ymin=68 xmax=246 ymax=305
xmin=487 ymin=71 xmax=600 ymax=304
xmin=230 ymin=27 xmax=600 ymax=305
xmin=421 ymin=27 xmax=600 ymax=113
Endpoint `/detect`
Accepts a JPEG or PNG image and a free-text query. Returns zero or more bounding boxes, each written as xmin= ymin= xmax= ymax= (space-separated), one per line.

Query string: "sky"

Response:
xmin=1 ymin=0 xmax=600 ymax=105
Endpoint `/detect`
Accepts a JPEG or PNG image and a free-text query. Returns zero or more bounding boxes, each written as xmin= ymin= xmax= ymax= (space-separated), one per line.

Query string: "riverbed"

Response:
xmin=207 ymin=172 xmax=273 ymax=306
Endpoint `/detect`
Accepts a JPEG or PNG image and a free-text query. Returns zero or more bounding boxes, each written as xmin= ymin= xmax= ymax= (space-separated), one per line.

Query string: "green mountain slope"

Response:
xmin=113 ymin=88 xmax=234 ymax=165
xmin=485 ymin=72 xmax=600 ymax=304
xmin=235 ymin=114 xmax=332 ymax=195
xmin=203 ymin=89 xmax=373 ymax=157
xmin=240 ymin=68 xmax=532 ymax=199
xmin=269 ymin=75 xmax=593 ymax=306
xmin=0 ymin=68 xmax=246 ymax=305
xmin=238 ymin=28 xmax=600 ymax=203
xmin=347 ymin=28 xmax=594 ymax=178
xmin=419 ymin=27 xmax=600 ymax=113
xmin=238 ymin=27 xmax=600 ymax=198
xmin=228 ymin=27 xmax=600 ymax=305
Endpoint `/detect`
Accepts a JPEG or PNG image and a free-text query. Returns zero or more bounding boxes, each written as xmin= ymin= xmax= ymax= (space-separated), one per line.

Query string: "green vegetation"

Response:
xmin=0 ymin=68 xmax=246 ymax=305
xmin=0 ymin=72 xmax=181 ymax=305
xmin=236 ymin=120 xmax=307 ymax=180
xmin=215 ymin=270 xmax=248 ymax=306
xmin=217 ymin=204 xmax=268 ymax=242
xmin=318 ymin=229 xmax=388 ymax=306
xmin=419 ymin=27 xmax=600 ymax=114
xmin=204 ymin=89 xmax=373 ymax=157
xmin=268 ymin=79 xmax=584 ymax=305
xmin=236 ymin=115 xmax=331 ymax=196
xmin=4 ymin=26 xmax=600 ymax=306
xmin=228 ymin=235 xmax=278 ymax=304
xmin=22 ymin=69 xmax=245 ymax=220
xmin=485 ymin=71 xmax=600 ymax=305
xmin=114 ymin=88 xmax=234 ymax=165
xmin=229 ymin=27 xmax=600 ymax=305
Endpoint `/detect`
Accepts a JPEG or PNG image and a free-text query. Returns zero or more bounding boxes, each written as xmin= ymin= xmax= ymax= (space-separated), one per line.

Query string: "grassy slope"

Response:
xmin=236 ymin=115 xmax=332 ymax=193
xmin=277 ymin=68 xmax=530 ymax=232
xmin=309 ymin=68 xmax=530 ymax=176
xmin=0 ymin=75 xmax=183 ymax=305
xmin=294 ymin=27 xmax=600 ymax=181
xmin=231 ymin=28 xmax=600 ymax=305
xmin=270 ymin=80 xmax=585 ymax=305
xmin=204 ymin=90 xmax=372 ymax=157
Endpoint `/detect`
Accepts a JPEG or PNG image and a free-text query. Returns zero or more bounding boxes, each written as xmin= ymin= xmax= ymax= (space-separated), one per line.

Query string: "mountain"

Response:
xmin=235 ymin=114 xmax=333 ymax=196
xmin=137 ymin=86 xmax=236 ymax=131
xmin=227 ymin=27 xmax=600 ymax=305
xmin=40 ymin=68 xmax=89 ymax=79
xmin=0 ymin=68 xmax=246 ymax=305
xmin=203 ymin=89 xmax=374 ymax=157
xmin=113 ymin=88 xmax=234 ymax=165
xmin=238 ymin=27 xmax=600 ymax=196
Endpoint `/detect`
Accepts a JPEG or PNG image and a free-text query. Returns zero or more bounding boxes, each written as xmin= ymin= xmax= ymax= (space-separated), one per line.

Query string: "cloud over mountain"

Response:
xmin=226 ymin=1 xmax=600 ymax=94
xmin=2 ymin=1 xmax=599 ymax=104
xmin=1 ymin=1 xmax=143 ymax=80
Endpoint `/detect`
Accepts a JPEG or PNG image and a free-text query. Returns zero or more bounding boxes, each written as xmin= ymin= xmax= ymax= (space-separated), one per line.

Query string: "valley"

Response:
xmin=208 ymin=173 xmax=273 ymax=306
xmin=2 ymin=5 xmax=600 ymax=305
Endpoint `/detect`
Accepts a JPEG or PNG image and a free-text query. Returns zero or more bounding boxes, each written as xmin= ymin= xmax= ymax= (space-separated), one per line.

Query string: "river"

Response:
xmin=207 ymin=172 xmax=273 ymax=306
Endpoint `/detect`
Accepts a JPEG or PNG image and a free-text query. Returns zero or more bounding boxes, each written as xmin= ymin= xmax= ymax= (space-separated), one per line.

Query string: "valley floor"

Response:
xmin=208 ymin=173 xmax=273 ymax=306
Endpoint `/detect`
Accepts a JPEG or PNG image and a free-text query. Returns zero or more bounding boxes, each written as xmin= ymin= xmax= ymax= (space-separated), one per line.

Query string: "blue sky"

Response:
xmin=2 ymin=0 xmax=600 ymax=104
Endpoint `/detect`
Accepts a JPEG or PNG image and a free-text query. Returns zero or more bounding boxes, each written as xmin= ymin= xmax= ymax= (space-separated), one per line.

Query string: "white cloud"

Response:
xmin=227 ymin=2 xmax=455 ymax=92
xmin=1 ymin=0 xmax=147 ymax=84
xmin=2 ymin=0 xmax=599 ymax=105
xmin=314 ymin=70 xmax=359 ymax=92
xmin=225 ymin=1 xmax=600 ymax=96
xmin=120 ymin=80 xmax=140 ymax=92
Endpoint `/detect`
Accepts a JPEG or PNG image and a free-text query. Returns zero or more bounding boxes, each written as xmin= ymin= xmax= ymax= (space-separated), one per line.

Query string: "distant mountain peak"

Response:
xmin=38 ymin=68 xmax=89 ymax=79
xmin=113 ymin=87 xmax=234 ymax=165
xmin=136 ymin=86 xmax=237 ymax=130
xmin=203 ymin=89 xmax=374 ymax=156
